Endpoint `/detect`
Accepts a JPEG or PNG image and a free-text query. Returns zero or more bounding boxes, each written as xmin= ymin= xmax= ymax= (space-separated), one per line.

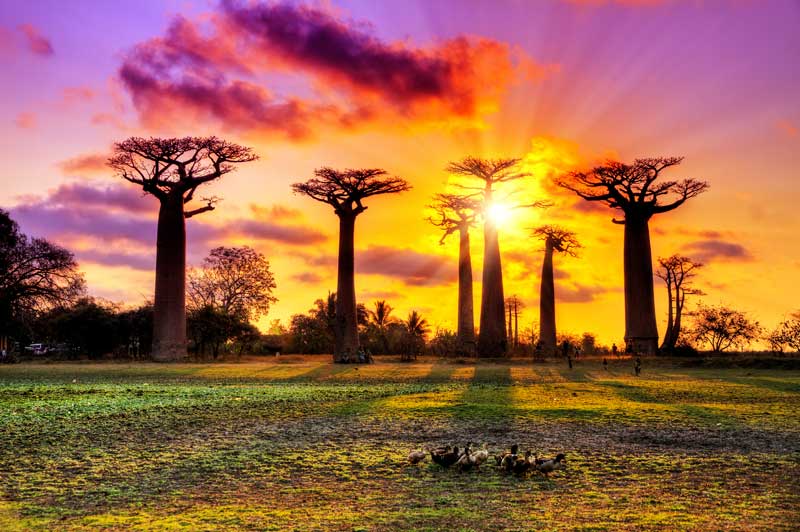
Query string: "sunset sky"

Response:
xmin=1 ymin=0 xmax=798 ymax=345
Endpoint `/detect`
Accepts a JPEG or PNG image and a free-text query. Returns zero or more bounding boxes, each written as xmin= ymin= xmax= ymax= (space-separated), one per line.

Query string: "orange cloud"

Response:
xmin=57 ymin=153 xmax=109 ymax=175
xmin=776 ymin=119 xmax=798 ymax=138
xmin=14 ymin=112 xmax=36 ymax=129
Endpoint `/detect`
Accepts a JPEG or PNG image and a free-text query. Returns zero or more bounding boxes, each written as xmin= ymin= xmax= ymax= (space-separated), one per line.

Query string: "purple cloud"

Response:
xmin=9 ymin=184 xmax=330 ymax=271
xmin=118 ymin=3 xmax=532 ymax=137
xmin=685 ymin=239 xmax=753 ymax=263
xmin=79 ymin=249 xmax=155 ymax=271
xmin=357 ymin=245 xmax=455 ymax=286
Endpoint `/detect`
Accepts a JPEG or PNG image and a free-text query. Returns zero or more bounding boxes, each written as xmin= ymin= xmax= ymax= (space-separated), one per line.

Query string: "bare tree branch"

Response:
xmin=557 ymin=157 xmax=708 ymax=221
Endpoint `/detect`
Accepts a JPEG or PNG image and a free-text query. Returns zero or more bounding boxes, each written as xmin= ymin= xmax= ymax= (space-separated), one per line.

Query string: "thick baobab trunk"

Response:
xmin=623 ymin=216 xmax=659 ymax=354
xmin=457 ymin=227 xmax=475 ymax=355
xmin=478 ymin=217 xmax=506 ymax=357
xmin=334 ymin=214 xmax=359 ymax=361
xmin=539 ymin=242 xmax=557 ymax=354
xmin=152 ymin=195 xmax=187 ymax=361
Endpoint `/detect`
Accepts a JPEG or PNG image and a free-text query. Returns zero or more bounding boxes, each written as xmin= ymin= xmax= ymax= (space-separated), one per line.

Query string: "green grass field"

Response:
xmin=0 ymin=357 xmax=798 ymax=531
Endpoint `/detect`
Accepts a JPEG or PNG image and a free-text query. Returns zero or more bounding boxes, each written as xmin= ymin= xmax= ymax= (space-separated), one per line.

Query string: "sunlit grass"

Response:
xmin=0 ymin=358 xmax=798 ymax=530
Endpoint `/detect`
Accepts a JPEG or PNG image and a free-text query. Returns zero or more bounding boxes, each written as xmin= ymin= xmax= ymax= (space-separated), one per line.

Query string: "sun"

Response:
xmin=487 ymin=202 xmax=513 ymax=227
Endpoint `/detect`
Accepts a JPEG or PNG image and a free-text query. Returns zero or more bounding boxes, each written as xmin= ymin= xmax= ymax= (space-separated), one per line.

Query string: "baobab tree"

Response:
xmin=428 ymin=193 xmax=481 ymax=355
xmin=109 ymin=137 xmax=257 ymax=361
xmin=446 ymin=157 xmax=538 ymax=357
xmin=292 ymin=168 xmax=410 ymax=362
xmin=532 ymin=225 xmax=580 ymax=354
xmin=656 ymin=255 xmax=703 ymax=352
xmin=559 ymin=157 xmax=708 ymax=354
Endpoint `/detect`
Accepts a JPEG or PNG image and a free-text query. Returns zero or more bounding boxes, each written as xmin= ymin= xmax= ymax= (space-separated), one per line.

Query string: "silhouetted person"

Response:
xmin=603 ymin=358 xmax=608 ymax=371
xmin=561 ymin=340 xmax=570 ymax=358
xmin=612 ymin=343 xmax=618 ymax=358
xmin=567 ymin=353 xmax=573 ymax=370
xmin=634 ymin=356 xmax=642 ymax=377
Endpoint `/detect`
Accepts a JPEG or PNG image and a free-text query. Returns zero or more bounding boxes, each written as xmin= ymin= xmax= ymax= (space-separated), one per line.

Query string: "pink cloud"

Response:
xmin=62 ymin=86 xmax=96 ymax=104
xmin=18 ymin=23 xmax=54 ymax=56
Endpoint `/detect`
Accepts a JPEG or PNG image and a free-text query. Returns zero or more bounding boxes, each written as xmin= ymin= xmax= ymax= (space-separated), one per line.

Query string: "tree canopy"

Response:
xmin=691 ymin=304 xmax=761 ymax=353
xmin=0 ymin=209 xmax=85 ymax=328
xmin=109 ymin=136 xmax=257 ymax=215
xmin=533 ymin=225 xmax=581 ymax=256
xmin=187 ymin=246 xmax=277 ymax=322
xmin=292 ymin=168 xmax=411 ymax=217
xmin=428 ymin=193 xmax=481 ymax=244
xmin=559 ymin=157 xmax=709 ymax=223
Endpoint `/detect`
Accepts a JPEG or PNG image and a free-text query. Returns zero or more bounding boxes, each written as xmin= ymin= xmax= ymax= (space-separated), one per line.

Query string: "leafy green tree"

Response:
xmin=0 ymin=209 xmax=85 ymax=337
xmin=187 ymin=305 xmax=250 ymax=359
xmin=38 ymin=298 xmax=119 ymax=359
xmin=765 ymin=313 xmax=800 ymax=354
xmin=691 ymin=304 xmax=761 ymax=353
xmin=400 ymin=310 xmax=430 ymax=359
xmin=187 ymin=246 xmax=277 ymax=322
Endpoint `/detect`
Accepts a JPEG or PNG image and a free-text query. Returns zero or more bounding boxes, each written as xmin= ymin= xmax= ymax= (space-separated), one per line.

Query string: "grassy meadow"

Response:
xmin=0 ymin=357 xmax=798 ymax=531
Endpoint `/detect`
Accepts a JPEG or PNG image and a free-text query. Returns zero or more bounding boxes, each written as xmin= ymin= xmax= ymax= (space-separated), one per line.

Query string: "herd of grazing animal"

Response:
xmin=407 ymin=443 xmax=566 ymax=478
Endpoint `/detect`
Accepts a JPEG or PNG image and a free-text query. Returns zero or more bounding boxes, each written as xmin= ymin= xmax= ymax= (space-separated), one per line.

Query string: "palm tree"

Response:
xmin=368 ymin=299 xmax=397 ymax=353
xmin=370 ymin=300 xmax=398 ymax=328
xmin=403 ymin=310 xmax=430 ymax=361
xmin=405 ymin=311 xmax=430 ymax=338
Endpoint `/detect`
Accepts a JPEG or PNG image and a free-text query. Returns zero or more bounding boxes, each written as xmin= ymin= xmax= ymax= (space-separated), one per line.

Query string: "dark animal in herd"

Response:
xmin=410 ymin=443 xmax=567 ymax=478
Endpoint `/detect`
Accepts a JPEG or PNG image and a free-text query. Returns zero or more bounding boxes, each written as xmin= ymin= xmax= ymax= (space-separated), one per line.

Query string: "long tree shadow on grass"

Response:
xmin=723 ymin=376 xmax=800 ymax=395
xmin=445 ymin=366 xmax=520 ymax=436
xmin=597 ymin=381 xmax=746 ymax=429
xmin=279 ymin=362 xmax=356 ymax=382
